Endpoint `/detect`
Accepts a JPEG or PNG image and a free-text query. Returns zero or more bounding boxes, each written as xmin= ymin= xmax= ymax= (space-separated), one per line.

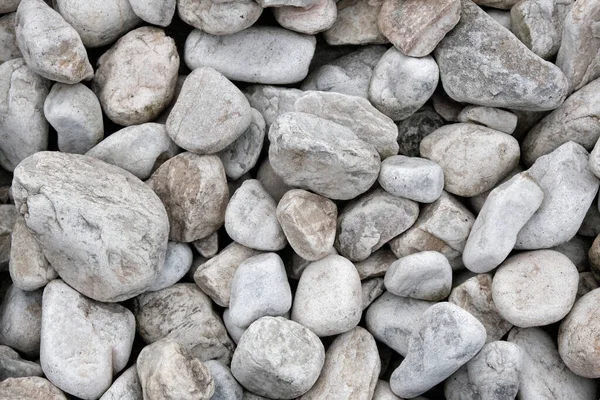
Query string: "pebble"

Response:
xmin=395 ymin=107 xmax=445 ymax=157
xmin=294 ymin=90 xmax=399 ymax=159
xmin=378 ymin=0 xmax=461 ymax=57
xmin=579 ymin=202 xmax=600 ymax=238
xmin=368 ymin=48 xmax=438 ymax=120
xmin=457 ymin=106 xmax=518 ymax=134
xmin=552 ymin=235 xmax=591 ymax=272
xmin=276 ymin=189 xmax=337 ymax=261
xmin=268 ymin=112 xmax=380 ymax=200
xmin=43 ymin=83 xmax=103 ymax=154
xmin=258 ymin=0 xmax=318 ymax=8
xmin=385 ymin=251 xmax=452 ymax=301
xmin=361 ymin=278 xmax=385 ymax=310
xmin=185 ymin=27 xmax=316 ymax=84
xmin=431 ymin=90 xmax=464 ymax=122
xmin=466 ymin=341 xmax=522 ymax=400
xmin=205 ymin=360 xmax=243 ymax=400
xmin=354 ymin=247 xmax=397 ymax=280
xmin=420 ymin=123 xmax=520 ymax=197
xmin=178 ymin=0 xmax=262 ymax=36
xmin=510 ymin=0 xmax=560 ymax=60
xmin=434 ymin=0 xmax=568 ymax=111
xmin=378 ymin=155 xmax=444 ymax=203
xmin=390 ymin=302 xmax=486 ymax=398
xmin=492 ymin=250 xmax=579 ymax=327
xmin=192 ymin=232 xmax=219 ymax=259
xmin=274 ymin=0 xmax=337 ymax=35
xmin=133 ymin=283 xmax=234 ymax=363
xmin=244 ymin=85 xmax=303 ymax=128
xmin=86 ymin=123 xmax=179 ymax=180
xmin=41 ymin=280 xmax=135 ymax=399
xmin=444 ymin=366 xmax=479 ymax=400
xmin=372 ymin=380 xmax=403 ymax=400
xmin=0 ymin=285 xmax=41 ymax=356
xmin=486 ymin=8 xmax=511 ymax=29
xmin=0 ymin=377 xmax=67 ymax=400
xmin=292 ymin=254 xmax=362 ymax=336
xmin=129 ymin=0 xmax=176 ymax=27
xmin=0 ymin=13 xmax=21 ymax=63
xmin=231 ymin=316 xmax=325 ymax=399
xmin=149 ymin=242 xmax=192 ymax=291
xmin=0 ymin=345 xmax=43 ymax=380
xmin=137 ymin=339 xmax=214 ymax=400
xmin=99 ymin=365 xmax=142 ymax=400
xmin=323 ymin=0 xmax=387 ymax=45
xmin=301 ymin=327 xmax=380 ymax=400
xmin=336 ymin=188 xmax=419 ymax=261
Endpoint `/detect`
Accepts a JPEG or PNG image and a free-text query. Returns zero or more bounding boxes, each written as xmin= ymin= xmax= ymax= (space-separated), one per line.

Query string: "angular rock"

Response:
xmin=0 ymin=345 xmax=43 ymax=380
xmin=510 ymin=0 xmax=560 ymax=59
xmin=149 ymin=242 xmax=192 ymax=291
xmin=205 ymin=361 xmax=243 ymax=400
xmin=99 ymin=365 xmax=142 ymax=400
xmin=129 ymin=0 xmax=176 ymax=26
xmin=178 ymin=0 xmax=262 ymax=36
xmin=354 ymin=247 xmax=397 ymax=280
xmin=467 ymin=341 xmax=521 ymax=400
xmin=457 ymin=106 xmax=518 ymax=134
xmin=396 ymin=107 xmax=445 ymax=157
xmin=0 ymin=377 xmax=66 ymax=400
xmin=378 ymin=155 xmax=444 ymax=203
xmin=244 ymin=85 xmax=303 ymax=128
xmin=274 ymin=0 xmax=337 ymax=35
xmin=323 ymin=0 xmax=387 ymax=45
xmin=0 ymin=285 xmax=41 ymax=356
xmin=361 ymin=278 xmax=385 ymax=310
xmin=0 ymin=13 xmax=21 ymax=63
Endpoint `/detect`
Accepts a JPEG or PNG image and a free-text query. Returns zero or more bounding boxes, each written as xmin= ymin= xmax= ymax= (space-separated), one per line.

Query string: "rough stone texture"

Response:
xmin=378 ymin=0 xmax=460 ymax=57
xmin=274 ymin=0 xmax=337 ymax=35
xmin=492 ymin=250 xmax=579 ymax=327
xmin=0 ymin=59 xmax=49 ymax=172
xmin=355 ymin=247 xmax=396 ymax=280
xmin=369 ymin=48 xmax=438 ymax=121
xmin=292 ymin=254 xmax=362 ymax=336
xmin=129 ymin=0 xmax=176 ymax=27
xmin=0 ymin=285 xmax=41 ymax=356
xmin=463 ymin=172 xmax=544 ymax=273
xmin=457 ymin=106 xmax=518 ymax=134
xmin=361 ymin=278 xmax=385 ymax=309
xmin=269 ymin=112 xmax=380 ymax=200
xmin=389 ymin=191 xmax=475 ymax=269
xmin=301 ymin=327 xmax=380 ymax=400
xmin=86 ymin=123 xmax=179 ymax=180
xmin=99 ymin=365 xmax=142 ymax=400
xmin=44 ymin=83 xmax=103 ymax=154
xmin=467 ymin=341 xmax=521 ymax=400
xmin=185 ymin=27 xmax=316 ymax=84
xmin=93 ymin=27 xmax=179 ymax=126
xmin=244 ymin=85 xmax=303 ymax=128
xmin=276 ymin=189 xmax=337 ymax=261
xmin=15 ymin=0 xmax=93 ymax=84
xmin=0 ymin=345 xmax=42 ymax=380
xmin=192 ymin=232 xmax=218 ymax=259
xmin=396 ymin=107 xmax=445 ymax=157
xmin=510 ymin=0 xmax=560 ymax=59
xmin=420 ymin=123 xmax=520 ymax=197
xmin=378 ymin=156 xmax=444 ymax=203
xmin=133 ymin=283 xmax=234 ymax=363
xmin=556 ymin=0 xmax=600 ymax=93
xmin=435 ymin=0 xmax=568 ymax=111
xmin=205 ymin=361 xmax=243 ymax=400
xmin=0 ymin=13 xmax=21 ymax=63
xmin=390 ymin=303 xmax=486 ymax=398
xmin=0 ymin=377 xmax=67 ymax=400
xmin=54 ymin=0 xmax=140 ymax=48
xmin=522 ymin=77 xmax=600 ymax=166
xmin=508 ymin=327 xmax=597 ymax=400
xmin=149 ymin=242 xmax=192 ymax=292
xmin=516 ymin=142 xmax=600 ymax=249
xmin=365 ymin=292 xmax=434 ymax=356
xmin=486 ymin=8 xmax=511 ymax=29
xmin=178 ymin=0 xmax=262 ymax=36
xmin=231 ymin=317 xmax=325 ymax=399
xmin=323 ymin=0 xmax=388 ymax=45
xmin=373 ymin=380 xmax=403 ymax=400
xmin=336 ymin=188 xmax=419 ymax=262
xmin=41 ymin=280 xmax=135 ymax=400
xmin=294 ymin=90 xmax=398 ymax=159
xmin=432 ymin=91 xmax=464 ymax=122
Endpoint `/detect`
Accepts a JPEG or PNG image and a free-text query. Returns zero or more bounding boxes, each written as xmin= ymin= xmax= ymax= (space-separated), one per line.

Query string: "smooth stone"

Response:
xmin=137 ymin=339 xmax=214 ymax=400
xmin=444 ymin=366 xmax=479 ymax=400
xmin=336 ymin=188 xmax=419 ymax=262
xmin=467 ymin=341 xmax=521 ymax=400
xmin=276 ymin=189 xmax=337 ymax=261
xmin=294 ymin=90 xmax=399 ymax=159
xmin=378 ymin=0 xmax=460 ymax=57
xmin=269 ymin=112 xmax=380 ymax=200
xmin=0 ymin=345 xmax=43 ymax=380
xmin=244 ymin=85 xmax=303 ymax=129
xmin=0 ymin=377 xmax=66 ymax=400
xmin=274 ymin=0 xmax=337 ymax=35
xmin=384 ymin=251 xmax=452 ymax=301
xmin=99 ymin=365 xmax=142 ymax=400
xmin=0 ymin=285 xmax=41 ymax=355
xmin=0 ymin=59 xmax=49 ymax=172
xmin=205 ymin=361 xmax=243 ymax=400
xmin=510 ymin=0 xmax=560 ymax=59
xmin=435 ymin=0 xmax=568 ymax=111
xmin=129 ymin=0 xmax=175 ymax=26
xmin=390 ymin=303 xmax=486 ymax=398
xmin=185 ymin=27 xmax=316 ymax=84
xmin=86 ymin=123 xmax=179 ymax=180
xmin=361 ymin=278 xmax=385 ymax=310
xmin=396 ymin=107 xmax=445 ymax=157
xmin=449 ymin=274 xmax=513 ymax=343
xmin=258 ymin=0 xmax=318 ymax=7
xmin=44 ymin=83 xmax=103 ymax=154
xmin=420 ymin=123 xmax=520 ymax=197
xmin=178 ymin=0 xmax=262 ymax=36
xmin=133 ymin=283 xmax=234 ymax=363
xmin=492 ymin=250 xmax=579 ymax=327
xmin=288 ymin=247 xmax=339 ymax=279
xmin=166 ymin=67 xmax=251 ymax=154
xmin=473 ymin=0 xmax=518 ymax=8
xmin=0 ymin=13 xmax=21 ymax=63
xmin=457 ymin=106 xmax=518 ymax=134
xmin=15 ymin=0 xmax=93 ymax=84
xmin=54 ymin=0 xmax=140 ymax=48
xmin=577 ymin=271 xmax=599 ymax=299
xmin=0 ymin=1 xmax=20 ymax=15
xmin=463 ymin=172 xmax=544 ymax=273
xmin=292 ymin=254 xmax=362 ymax=336
xmin=468 ymin=165 xmax=523 ymax=214
xmin=369 ymin=48 xmax=438 ymax=121
xmin=432 ymin=90 xmax=464 ymax=122
xmin=256 ymin=158 xmax=292 ymax=202
xmin=355 ymin=247 xmax=397 ymax=280
xmin=522 ymin=77 xmax=600 ymax=166
xmin=508 ymin=327 xmax=597 ymax=400
xmin=301 ymin=45 xmax=386 ymax=98
xmin=516 ymin=142 xmax=600 ymax=249
xmin=223 ymin=308 xmax=246 ymax=344
xmin=41 ymin=280 xmax=135 ymax=399
xmin=149 ymin=242 xmax=192 ymax=291
xmin=590 ymin=138 xmax=600 ymax=179
xmin=323 ymin=0 xmax=387 ymax=45
xmin=365 ymin=292 xmax=434 ymax=356
xmin=301 ymin=327 xmax=380 ymax=400
xmin=378 ymin=155 xmax=444 ymax=203
xmin=588 ymin=235 xmax=600 ymax=279
xmin=192 ymin=232 xmax=218 ymax=259
xmin=231 ymin=317 xmax=325 ymax=399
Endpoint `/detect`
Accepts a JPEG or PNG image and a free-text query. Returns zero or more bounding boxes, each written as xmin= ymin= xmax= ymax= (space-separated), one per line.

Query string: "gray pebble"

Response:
xmin=288 ymin=247 xmax=338 ymax=279
xmin=99 ymin=365 xmax=142 ymax=400
xmin=0 ymin=0 xmax=20 ymax=13
xmin=205 ymin=360 xmax=243 ymax=400
xmin=178 ymin=0 xmax=262 ymax=36
xmin=577 ymin=271 xmax=599 ymax=299
xmin=256 ymin=158 xmax=293 ymax=203
xmin=485 ymin=8 xmax=511 ymax=29
xmin=274 ymin=0 xmax=337 ymax=35
xmin=0 ymin=345 xmax=43 ymax=380
xmin=149 ymin=242 xmax=192 ymax=292
xmin=551 ymin=235 xmax=591 ymax=272
xmin=0 ymin=377 xmax=66 ymax=400
xmin=192 ymin=232 xmax=219 ymax=259
xmin=244 ymin=85 xmax=303 ymax=129
xmin=379 ymin=155 xmax=444 ymax=203
xmin=510 ymin=0 xmax=560 ymax=59
xmin=466 ymin=341 xmax=521 ymax=400
xmin=361 ymin=278 xmax=385 ymax=310
xmin=0 ymin=13 xmax=21 ymax=63
xmin=129 ymin=0 xmax=176 ymax=27
xmin=457 ymin=106 xmax=518 ymax=134
xmin=0 ymin=285 xmax=41 ymax=356
xmin=354 ymin=247 xmax=397 ymax=280
xmin=223 ymin=308 xmax=246 ymax=344
xmin=395 ymin=106 xmax=445 ymax=157
xmin=323 ymin=0 xmax=387 ymax=45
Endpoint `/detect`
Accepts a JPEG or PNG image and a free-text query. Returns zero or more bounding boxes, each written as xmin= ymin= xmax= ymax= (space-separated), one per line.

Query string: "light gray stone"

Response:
xmin=457 ymin=106 xmax=518 ymax=134
xmin=355 ymin=247 xmax=396 ymax=280
xmin=0 ymin=13 xmax=21 ymax=63
xmin=379 ymin=155 xmax=444 ymax=203
xmin=99 ymin=365 xmax=142 ymax=400
xmin=468 ymin=165 xmax=523 ymax=214
xmin=510 ymin=0 xmax=560 ymax=59
xmin=205 ymin=361 xmax=243 ymax=400
xmin=0 ymin=204 xmax=16 ymax=270
xmin=223 ymin=308 xmax=246 ymax=344
xmin=0 ymin=345 xmax=43 ymax=380
xmin=149 ymin=242 xmax=192 ymax=291
xmin=361 ymin=278 xmax=385 ymax=310
xmin=192 ymin=232 xmax=218 ymax=259
xmin=244 ymin=85 xmax=303 ymax=129
xmin=178 ymin=0 xmax=262 ymax=36
xmin=323 ymin=0 xmax=387 ymax=45
xmin=274 ymin=0 xmax=337 ymax=35
xmin=467 ymin=341 xmax=521 ymax=400
xmin=444 ymin=366 xmax=480 ymax=400
xmin=396 ymin=107 xmax=445 ymax=157
xmin=129 ymin=0 xmax=176 ymax=26
xmin=0 ymin=286 xmax=41 ymax=356
xmin=288 ymin=247 xmax=339 ymax=279
xmin=579 ymin=201 xmax=600 ymax=237
xmin=256 ymin=158 xmax=292 ymax=203
xmin=0 ymin=377 xmax=66 ymax=400
xmin=432 ymin=90 xmax=464 ymax=122
xmin=373 ymin=380 xmax=403 ymax=400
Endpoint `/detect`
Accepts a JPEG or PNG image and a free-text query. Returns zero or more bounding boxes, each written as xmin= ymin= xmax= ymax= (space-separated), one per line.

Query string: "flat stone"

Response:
xmin=244 ymin=85 xmax=303 ymax=129
xmin=395 ymin=107 xmax=445 ymax=157
xmin=205 ymin=361 xmax=243 ymax=400
xmin=361 ymin=278 xmax=385 ymax=310
xmin=378 ymin=155 xmax=444 ymax=203
xmin=99 ymin=365 xmax=142 ymax=400
xmin=378 ymin=0 xmax=460 ymax=57
xmin=510 ymin=0 xmax=560 ymax=59
xmin=149 ymin=242 xmax=192 ymax=292
xmin=0 ymin=377 xmax=66 ymax=400
xmin=354 ymin=247 xmax=396 ymax=280
xmin=274 ymin=0 xmax=337 ymax=35
xmin=0 ymin=345 xmax=43 ymax=380
xmin=178 ymin=0 xmax=262 ymax=36
xmin=129 ymin=0 xmax=176 ymax=26
xmin=185 ymin=27 xmax=316 ymax=84
xmin=268 ymin=112 xmax=381 ymax=200
xmin=457 ymin=106 xmax=518 ymax=134
xmin=192 ymin=232 xmax=219 ymax=259
xmin=323 ymin=0 xmax=387 ymax=45
xmin=435 ymin=0 xmax=568 ymax=111
xmin=0 ymin=286 xmax=41 ymax=356
xmin=467 ymin=341 xmax=521 ymax=400
xmin=0 ymin=13 xmax=21 ymax=63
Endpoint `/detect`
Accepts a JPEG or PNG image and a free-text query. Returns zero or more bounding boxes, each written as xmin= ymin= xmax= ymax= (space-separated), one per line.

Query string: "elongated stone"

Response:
xmin=457 ymin=106 xmax=518 ymax=134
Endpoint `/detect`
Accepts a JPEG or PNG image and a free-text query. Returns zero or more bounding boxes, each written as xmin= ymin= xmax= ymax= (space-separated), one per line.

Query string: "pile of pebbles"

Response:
xmin=1 ymin=0 xmax=600 ymax=398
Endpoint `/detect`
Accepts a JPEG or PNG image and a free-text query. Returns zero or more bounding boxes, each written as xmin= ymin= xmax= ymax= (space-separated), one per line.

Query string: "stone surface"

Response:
xmin=178 ymin=0 xmax=262 ymax=36
xmin=579 ymin=202 xmax=600 ymax=238
xmin=274 ymin=0 xmax=337 ymax=35
xmin=205 ymin=360 xmax=243 ymax=400
xmin=41 ymin=280 xmax=135 ymax=399
xmin=149 ymin=242 xmax=192 ymax=291
xmin=0 ymin=13 xmax=21 ymax=63
xmin=0 ymin=204 xmax=16 ymax=269
xmin=231 ymin=317 xmax=325 ymax=399
xmin=269 ymin=112 xmax=380 ymax=200
xmin=323 ymin=0 xmax=387 ymax=45
xmin=510 ymin=0 xmax=560 ymax=59
xmin=276 ymin=189 xmax=337 ymax=261
xmin=223 ymin=308 xmax=246 ymax=344
xmin=292 ymin=254 xmax=362 ymax=336
xmin=0 ymin=285 xmax=41 ymax=356
xmin=467 ymin=341 xmax=521 ymax=400
xmin=244 ymin=85 xmax=303 ymax=129
xmin=554 ymin=236 xmax=592 ymax=272
xmin=129 ymin=0 xmax=175 ymax=26
xmin=185 ymin=27 xmax=316 ymax=84
xmin=577 ymin=271 xmax=598 ymax=298
xmin=256 ymin=158 xmax=292 ymax=202
xmin=457 ymin=106 xmax=518 ymax=134
xmin=93 ymin=27 xmax=179 ymax=126
xmin=431 ymin=91 xmax=464 ymax=122
xmin=378 ymin=155 xmax=444 ymax=203
xmin=0 ymin=377 xmax=67 ymax=400
xmin=378 ymin=0 xmax=460 ymax=57
xmin=99 ymin=365 xmax=142 ymax=400
xmin=486 ymin=8 xmax=511 ymax=29
xmin=354 ymin=247 xmax=397 ymax=280
xmin=361 ymin=277 xmax=385 ymax=310
xmin=396 ymin=107 xmax=445 ymax=157
xmin=435 ymin=0 xmax=568 ymax=111
xmin=468 ymin=165 xmax=523 ymax=214
xmin=492 ymin=250 xmax=579 ymax=327
xmin=288 ymin=247 xmax=338 ymax=279
xmin=0 ymin=345 xmax=43 ymax=380
xmin=373 ymin=380 xmax=403 ymax=400
xmin=192 ymin=232 xmax=218 ymax=259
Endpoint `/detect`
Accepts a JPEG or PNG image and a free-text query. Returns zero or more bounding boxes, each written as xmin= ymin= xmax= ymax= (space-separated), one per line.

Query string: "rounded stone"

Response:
xmin=149 ymin=242 xmax=193 ymax=292
xmin=274 ymin=0 xmax=337 ymax=35
xmin=0 ymin=285 xmax=42 ymax=356
xmin=323 ymin=0 xmax=388 ymax=45
xmin=99 ymin=365 xmax=142 ymax=400
xmin=178 ymin=0 xmax=262 ymax=36
xmin=395 ymin=107 xmax=445 ymax=157
xmin=378 ymin=155 xmax=444 ymax=203
xmin=466 ymin=341 xmax=522 ymax=400
xmin=129 ymin=0 xmax=176 ymax=27
xmin=204 ymin=360 xmax=243 ymax=400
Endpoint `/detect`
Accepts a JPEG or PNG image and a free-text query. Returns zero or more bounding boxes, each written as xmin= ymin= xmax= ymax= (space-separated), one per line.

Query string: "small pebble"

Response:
xmin=178 ymin=0 xmax=262 ymax=36
xmin=99 ymin=365 xmax=142 ymax=400
xmin=205 ymin=360 xmax=244 ymax=400
xmin=0 ymin=345 xmax=43 ymax=380
xmin=466 ymin=341 xmax=522 ymax=400
xmin=378 ymin=155 xmax=444 ymax=203
xmin=457 ymin=106 xmax=518 ymax=134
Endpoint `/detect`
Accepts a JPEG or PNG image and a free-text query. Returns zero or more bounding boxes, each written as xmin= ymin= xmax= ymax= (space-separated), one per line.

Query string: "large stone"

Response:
xmin=0 ymin=285 xmax=42 ymax=355
xmin=378 ymin=155 xmax=444 ymax=203
xmin=99 ymin=365 xmax=142 ymax=400
xmin=434 ymin=0 xmax=568 ymax=111
xmin=0 ymin=345 xmax=43 ymax=380
xmin=0 ymin=14 xmax=22 ymax=64
xmin=0 ymin=377 xmax=67 ymax=400
xmin=178 ymin=0 xmax=262 ymax=36
xmin=323 ymin=0 xmax=387 ymax=45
